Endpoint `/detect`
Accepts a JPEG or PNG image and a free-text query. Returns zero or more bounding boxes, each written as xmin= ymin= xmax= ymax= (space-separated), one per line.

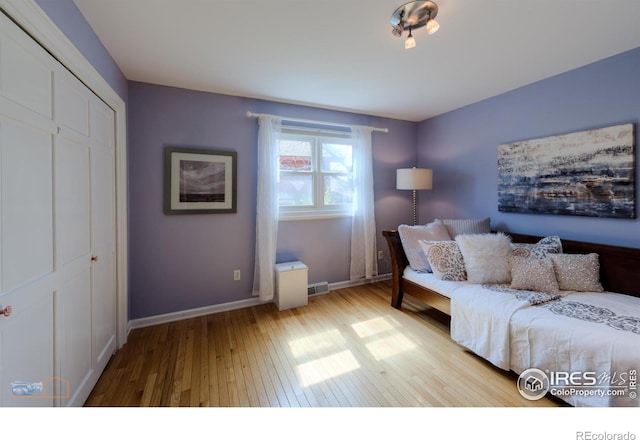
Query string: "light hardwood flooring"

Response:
xmin=85 ymin=281 xmax=560 ymax=407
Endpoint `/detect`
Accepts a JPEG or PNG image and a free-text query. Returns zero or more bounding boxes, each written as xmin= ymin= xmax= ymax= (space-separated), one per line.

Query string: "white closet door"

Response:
xmin=54 ymin=67 xmax=94 ymax=405
xmin=0 ymin=118 xmax=56 ymax=407
xmin=53 ymin=67 xmax=118 ymax=406
xmin=0 ymin=13 xmax=57 ymax=406
xmin=90 ymin=96 xmax=117 ymax=372
xmin=0 ymin=11 xmax=118 ymax=407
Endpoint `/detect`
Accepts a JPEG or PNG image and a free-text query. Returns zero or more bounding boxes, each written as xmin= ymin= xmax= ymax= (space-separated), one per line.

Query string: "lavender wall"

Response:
xmin=42 ymin=0 xmax=639 ymax=320
xmin=128 ymin=82 xmax=417 ymax=319
xmin=36 ymin=0 xmax=128 ymax=102
xmin=418 ymin=48 xmax=640 ymax=248
xmin=36 ymin=0 xmax=418 ymax=320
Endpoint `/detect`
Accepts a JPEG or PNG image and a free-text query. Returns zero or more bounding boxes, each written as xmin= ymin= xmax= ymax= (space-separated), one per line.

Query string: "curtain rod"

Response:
xmin=246 ymin=111 xmax=388 ymax=133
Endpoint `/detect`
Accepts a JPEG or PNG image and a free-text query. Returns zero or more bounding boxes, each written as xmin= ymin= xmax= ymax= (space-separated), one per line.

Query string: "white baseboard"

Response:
xmin=127 ymin=273 xmax=391 ymax=331
xmin=329 ymin=273 xmax=391 ymax=291
xmin=128 ymin=297 xmax=268 ymax=330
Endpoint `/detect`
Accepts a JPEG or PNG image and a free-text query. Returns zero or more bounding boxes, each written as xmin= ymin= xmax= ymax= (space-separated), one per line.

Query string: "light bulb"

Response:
xmin=426 ymin=18 xmax=440 ymax=35
xmin=404 ymin=29 xmax=416 ymax=49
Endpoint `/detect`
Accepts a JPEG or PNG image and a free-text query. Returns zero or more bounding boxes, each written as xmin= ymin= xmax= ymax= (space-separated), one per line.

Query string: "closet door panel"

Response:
xmin=54 ymin=132 xmax=93 ymax=406
xmin=90 ymin=97 xmax=116 ymax=262
xmin=56 ymin=136 xmax=91 ymax=265
xmin=0 ymin=29 xmax=52 ymax=119
xmin=56 ymin=264 xmax=92 ymax=406
xmin=90 ymin=97 xmax=114 ymax=148
xmin=92 ymin=246 xmax=115 ymax=367
xmin=54 ymin=69 xmax=89 ymax=137
xmin=0 ymin=278 xmax=54 ymax=407
xmin=90 ymin=98 xmax=117 ymax=368
xmin=90 ymin=139 xmax=115 ymax=251
xmin=0 ymin=118 xmax=53 ymax=293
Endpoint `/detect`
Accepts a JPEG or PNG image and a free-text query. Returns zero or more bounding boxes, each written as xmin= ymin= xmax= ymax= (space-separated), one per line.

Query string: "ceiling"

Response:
xmin=72 ymin=0 xmax=640 ymax=122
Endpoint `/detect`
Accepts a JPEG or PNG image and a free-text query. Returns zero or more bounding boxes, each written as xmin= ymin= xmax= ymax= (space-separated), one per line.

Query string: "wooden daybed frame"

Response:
xmin=382 ymin=229 xmax=640 ymax=314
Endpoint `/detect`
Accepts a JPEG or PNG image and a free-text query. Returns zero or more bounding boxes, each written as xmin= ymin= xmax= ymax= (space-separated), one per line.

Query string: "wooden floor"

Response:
xmin=85 ymin=281 xmax=559 ymax=407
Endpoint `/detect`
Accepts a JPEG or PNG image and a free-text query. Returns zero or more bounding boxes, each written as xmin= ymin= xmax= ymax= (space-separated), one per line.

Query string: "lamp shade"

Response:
xmin=396 ymin=168 xmax=433 ymax=190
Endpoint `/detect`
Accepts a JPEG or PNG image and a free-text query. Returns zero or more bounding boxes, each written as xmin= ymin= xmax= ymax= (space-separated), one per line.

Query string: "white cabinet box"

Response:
xmin=274 ymin=261 xmax=308 ymax=311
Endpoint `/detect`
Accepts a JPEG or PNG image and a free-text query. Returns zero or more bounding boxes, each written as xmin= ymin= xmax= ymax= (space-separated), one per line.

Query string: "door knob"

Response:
xmin=1 ymin=305 xmax=12 ymax=317
xmin=91 ymin=255 xmax=99 ymax=262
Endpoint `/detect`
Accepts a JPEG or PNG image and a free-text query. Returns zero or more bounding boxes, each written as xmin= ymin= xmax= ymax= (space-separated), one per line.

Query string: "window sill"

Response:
xmin=279 ymin=210 xmax=353 ymax=221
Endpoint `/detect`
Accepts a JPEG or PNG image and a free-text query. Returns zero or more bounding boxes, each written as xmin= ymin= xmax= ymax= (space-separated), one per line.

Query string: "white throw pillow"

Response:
xmin=398 ymin=223 xmax=452 ymax=272
xmin=455 ymin=233 xmax=512 ymax=284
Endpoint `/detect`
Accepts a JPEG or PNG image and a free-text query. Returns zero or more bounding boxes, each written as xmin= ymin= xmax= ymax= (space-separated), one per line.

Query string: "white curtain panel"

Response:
xmin=350 ymin=126 xmax=377 ymax=280
xmin=253 ymin=115 xmax=282 ymax=301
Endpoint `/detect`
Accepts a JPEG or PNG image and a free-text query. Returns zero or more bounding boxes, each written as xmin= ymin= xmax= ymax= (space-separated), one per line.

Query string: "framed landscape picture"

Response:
xmin=497 ymin=123 xmax=635 ymax=218
xmin=164 ymin=146 xmax=237 ymax=214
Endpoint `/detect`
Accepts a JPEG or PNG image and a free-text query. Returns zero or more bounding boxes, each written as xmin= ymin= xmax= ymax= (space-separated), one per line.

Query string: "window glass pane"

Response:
xmin=324 ymin=175 xmax=353 ymax=205
xmin=322 ymin=143 xmax=352 ymax=172
xmin=279 ymin=140 xmax=312 ymax=171
xmin=279 ymin=174 xmax=314 ymax=206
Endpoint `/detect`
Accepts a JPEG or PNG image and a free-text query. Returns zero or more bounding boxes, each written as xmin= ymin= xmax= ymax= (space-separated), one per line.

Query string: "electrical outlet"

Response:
xmin=378 ymin=250 xmax=384 ymax=260
xmin=233 ymin=269 xmax=241 ymax=281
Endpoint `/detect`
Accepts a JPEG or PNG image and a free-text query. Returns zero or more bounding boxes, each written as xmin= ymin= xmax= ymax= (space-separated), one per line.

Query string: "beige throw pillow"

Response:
xmin=550 ymin=253 xmax=604 ymax=292
xmin=398 ymin=223 xmax=452 ymax=272
xmin=510 ymin=255 xmax=560 ymax=294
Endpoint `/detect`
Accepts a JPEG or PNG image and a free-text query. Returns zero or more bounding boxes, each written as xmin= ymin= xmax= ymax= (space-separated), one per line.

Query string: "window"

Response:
xmin=278 ymin=128 xmax=353 ymax=219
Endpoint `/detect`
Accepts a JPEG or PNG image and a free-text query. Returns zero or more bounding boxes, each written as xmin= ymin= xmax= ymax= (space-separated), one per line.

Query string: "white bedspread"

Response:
xmin=404 ymin=268 xmax=640 ymax=406
xmin=509 ymin=291 xmax=640 ymax=407
xmin=450 ymin=284 xmax=561 ymax=370
xmin=402 ymin=268 xmax=469 ymax=299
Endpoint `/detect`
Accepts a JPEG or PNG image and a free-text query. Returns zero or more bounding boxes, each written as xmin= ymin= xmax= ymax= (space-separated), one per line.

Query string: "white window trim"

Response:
xmin=278 ymin=127 xmax=353 ymax=221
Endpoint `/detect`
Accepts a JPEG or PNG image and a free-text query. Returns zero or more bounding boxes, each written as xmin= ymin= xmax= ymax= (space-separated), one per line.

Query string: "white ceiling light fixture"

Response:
xmin=404 ymin=27 xmax=416 ymax=49
xmin=391 ymin=1 xmax=440 ymax=49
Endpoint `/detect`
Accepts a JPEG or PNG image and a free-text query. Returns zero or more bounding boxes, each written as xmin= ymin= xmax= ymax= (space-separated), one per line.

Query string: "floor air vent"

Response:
xmin=308 ymin=282 xmax=329 ymax=296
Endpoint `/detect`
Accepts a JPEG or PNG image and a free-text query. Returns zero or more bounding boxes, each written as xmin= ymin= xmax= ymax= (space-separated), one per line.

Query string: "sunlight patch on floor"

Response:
xmin=365 ymin=333 xmax=417 ymax=361
xmin=289 ymin=328 xmax=361 ymax=387
xmin=289 ymin=315 xmax=417 ymax=388
xmin=352 ymin=315 xmax=417 ymax=360
xmin=351 ymin=316 xmax=395 ymax=338
xmin=288 ymin=329 xmax=345 ymax=358
xmin=296 ymin=350 xmax=360 ymax=387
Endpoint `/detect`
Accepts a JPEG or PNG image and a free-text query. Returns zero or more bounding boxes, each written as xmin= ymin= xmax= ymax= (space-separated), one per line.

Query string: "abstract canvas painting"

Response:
xmin=498 ymin=124 xmax=635 ymax=218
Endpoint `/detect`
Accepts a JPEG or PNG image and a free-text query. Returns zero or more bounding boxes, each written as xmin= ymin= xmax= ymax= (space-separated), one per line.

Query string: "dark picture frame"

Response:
xmin=164 ymin=146 xmax=237 ymax=214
